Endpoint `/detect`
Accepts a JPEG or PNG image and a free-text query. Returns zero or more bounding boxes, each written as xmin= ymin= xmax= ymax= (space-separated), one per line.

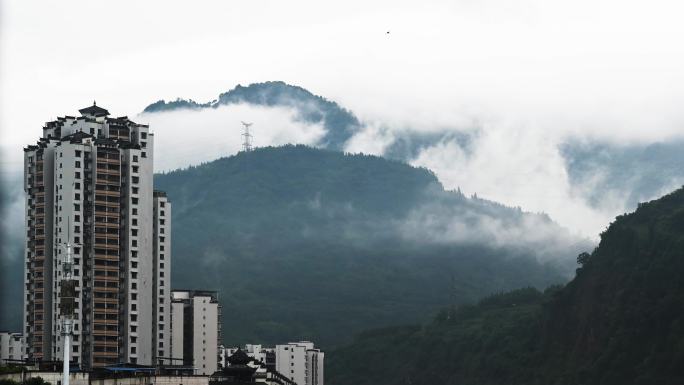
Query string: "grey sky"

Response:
xmin=2 ymin=0 xmax=684 ymax=237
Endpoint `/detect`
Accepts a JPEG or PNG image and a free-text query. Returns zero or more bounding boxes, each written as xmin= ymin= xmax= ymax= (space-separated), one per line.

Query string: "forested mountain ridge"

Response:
xmin=327 ymin=185 xmax=684 ymax=385
xmin=154 ymin=145 xmax=585 ymax=347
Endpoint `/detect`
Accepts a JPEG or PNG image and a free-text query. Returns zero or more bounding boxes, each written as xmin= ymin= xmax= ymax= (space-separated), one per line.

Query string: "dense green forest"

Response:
xmin=327 ymin=186 xmax=684 ymax=385
xmin=155 ymin=145 xmax=584 ymax=347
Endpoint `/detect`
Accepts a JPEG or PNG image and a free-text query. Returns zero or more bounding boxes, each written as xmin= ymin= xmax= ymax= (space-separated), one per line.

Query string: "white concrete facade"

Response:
xmin=153 ymin=192 xmax=172 ymax=362
xmin=23 ymin=104 xmax=171 ymax=368
xmin=276 ymin=342 xmax=324 ymax=385
xmin=221 ymin=342 xmax=324 ymax=385
xmin=170 ymin=291 xmax=220 ymax=375
xmin=0 ymin=332 xmax=26 ymax=363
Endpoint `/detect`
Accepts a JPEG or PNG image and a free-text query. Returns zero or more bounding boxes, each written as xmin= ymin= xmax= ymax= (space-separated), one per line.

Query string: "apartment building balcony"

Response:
xmin=94 ymin=210 xmax=119 ymax=218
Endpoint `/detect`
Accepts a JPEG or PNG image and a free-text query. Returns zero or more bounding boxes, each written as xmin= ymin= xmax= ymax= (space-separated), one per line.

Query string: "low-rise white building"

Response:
xmin=0 ymin=332 xmax=25 ymax=363
xmin=221 ymin=342 xmax=323 ymax=385
xmin=220 ymin=344 xmax=275 ymax=370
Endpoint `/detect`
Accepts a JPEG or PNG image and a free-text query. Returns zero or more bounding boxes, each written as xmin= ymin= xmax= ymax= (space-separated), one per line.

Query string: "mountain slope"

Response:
xmin=327 ymin=186 xmax=684 ymax=385
xmin=154 ymin=145 xmax=584 ymax=347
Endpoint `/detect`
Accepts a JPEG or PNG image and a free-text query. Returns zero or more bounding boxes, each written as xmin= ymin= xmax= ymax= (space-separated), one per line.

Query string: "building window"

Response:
xmin=75 ymin=193 xmax=80 ymax=200
xmin=132 ymin=197 xmax=138 ymax=204
xmin=75 ymin=150 xmax=81 ymax=157
xmin=75 ymin=182 xmax=80 ymax=189
xmin=75 ymin=215 xmax=80 ymax=222
xmin=132 ymin=177 xmax=139 ymax=184
xmin=141 ymin=152 xmax=147 ymax=158
xmin=132 ymin=166 xmax=139 ymax=173
xmin=141 ymin=132 xmax=147 ymax=139
xmin=75 ymin=161 xmax=81 ymax=168
xmin=74 ymin=204 xmax=80 ymax=211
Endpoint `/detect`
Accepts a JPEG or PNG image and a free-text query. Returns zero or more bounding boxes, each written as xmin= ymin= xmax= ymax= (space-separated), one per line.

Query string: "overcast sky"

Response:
xmin=2 ymin=0 xmax=684 ymax=237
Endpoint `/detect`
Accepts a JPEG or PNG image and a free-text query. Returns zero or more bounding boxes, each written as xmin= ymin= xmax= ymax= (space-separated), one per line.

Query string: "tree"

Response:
xmin=577 ymin=252 xmax=591 ymax=266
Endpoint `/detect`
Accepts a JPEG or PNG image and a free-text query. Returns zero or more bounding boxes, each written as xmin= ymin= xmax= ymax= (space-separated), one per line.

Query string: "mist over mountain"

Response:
xmin=328 ymin=186 xmax=684 ymax=385
xmin=153 ymin=145 xmax=587 ymax=346
xmin=142 ymin=81 xmax=684 ymax=238
xmin=144 ymin=81 xmax=361 ymax=151
xmin=561 ymin=139 xmax=684 ymax=210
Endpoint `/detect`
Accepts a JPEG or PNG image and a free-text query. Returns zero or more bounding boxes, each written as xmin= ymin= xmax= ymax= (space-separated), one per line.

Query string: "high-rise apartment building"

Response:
xmin=23 ymin=103 xmax=171 ymax=368
xmin=170 ymin=290 xmax=221 ymax=375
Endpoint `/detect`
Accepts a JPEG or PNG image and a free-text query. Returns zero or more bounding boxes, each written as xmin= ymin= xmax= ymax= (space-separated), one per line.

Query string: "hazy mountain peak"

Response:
xmin=143 ymin=81 xmax=361 ymax=150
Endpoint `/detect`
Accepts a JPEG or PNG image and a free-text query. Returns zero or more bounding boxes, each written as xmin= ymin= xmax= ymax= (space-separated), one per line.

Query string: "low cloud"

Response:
xmin=139 ymin=103 xmax=326 ymax=172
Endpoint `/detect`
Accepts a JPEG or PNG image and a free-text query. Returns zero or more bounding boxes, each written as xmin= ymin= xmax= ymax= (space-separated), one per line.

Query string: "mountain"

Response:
xmin=143 ymin=81 xmax=361 ymax=150
xmin=327 ymin=185 xmax=684 ymax=385
xmin=143 ymin=81 xmax=684 ymax=217
xmin=154 ymin=145 xmax=586 ymax=347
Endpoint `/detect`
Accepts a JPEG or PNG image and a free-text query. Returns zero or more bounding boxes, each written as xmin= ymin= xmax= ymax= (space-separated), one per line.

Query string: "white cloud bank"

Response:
xmin=139 ymin=104 xmax=326 ymax=172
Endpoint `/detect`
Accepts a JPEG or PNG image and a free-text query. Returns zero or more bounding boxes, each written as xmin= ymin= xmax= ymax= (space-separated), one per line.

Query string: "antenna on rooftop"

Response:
xmin=241 ymin=121 xmax=253 ymax=152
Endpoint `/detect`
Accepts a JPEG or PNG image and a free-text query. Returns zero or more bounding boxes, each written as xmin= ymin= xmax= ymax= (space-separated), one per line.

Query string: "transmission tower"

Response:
xmin=241 ymin=121 xmax=253 ymax=152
